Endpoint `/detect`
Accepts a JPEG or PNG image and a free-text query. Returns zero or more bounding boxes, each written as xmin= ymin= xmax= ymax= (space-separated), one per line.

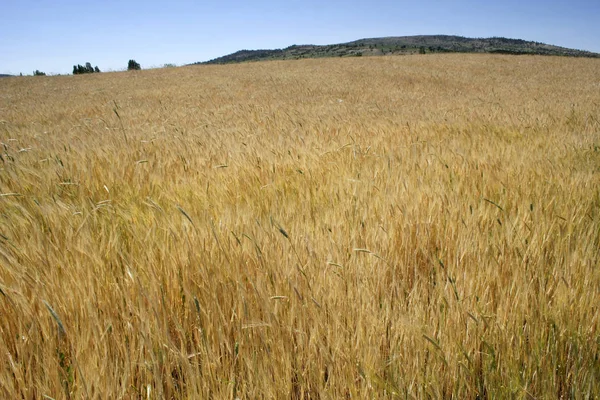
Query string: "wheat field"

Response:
xmin=0 ymin=54 xmax=599 ymax=398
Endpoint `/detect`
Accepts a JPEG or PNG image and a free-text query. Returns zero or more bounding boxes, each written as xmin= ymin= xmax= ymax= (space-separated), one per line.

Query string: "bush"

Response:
xmin=33 ymin=70 xmax=46 ymax=76
xmin=128 ymin=60 xmax=141 ymax=71
xmin=73 ymin=63 xmax=100 ymax=75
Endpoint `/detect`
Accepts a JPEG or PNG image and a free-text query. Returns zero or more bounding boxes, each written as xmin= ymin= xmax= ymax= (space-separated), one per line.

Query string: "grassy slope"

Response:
xmin=0 ymin=54 xmax=599 ymax=398
xmin=201 ymin=35 xmax=600 ymax=64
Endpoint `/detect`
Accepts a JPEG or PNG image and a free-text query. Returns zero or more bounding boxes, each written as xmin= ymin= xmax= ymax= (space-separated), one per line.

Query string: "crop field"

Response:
xmin=0 ymin=54 xmax=599 ymax=398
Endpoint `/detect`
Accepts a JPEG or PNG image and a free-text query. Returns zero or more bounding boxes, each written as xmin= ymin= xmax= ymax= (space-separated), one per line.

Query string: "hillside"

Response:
xmin=199 ymin=35 xmax=599 ymax=64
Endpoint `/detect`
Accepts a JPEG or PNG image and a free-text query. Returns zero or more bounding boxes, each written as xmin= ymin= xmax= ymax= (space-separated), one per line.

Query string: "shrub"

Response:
xmin=73 ymin=63 xmax=100 ymax=75
xmin=127 ymin=60 xmax=141 ymax=71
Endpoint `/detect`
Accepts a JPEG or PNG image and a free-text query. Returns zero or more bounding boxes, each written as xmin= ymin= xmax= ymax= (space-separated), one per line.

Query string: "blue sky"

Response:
xmin=1 ymin=0 xmax=599 ymax=75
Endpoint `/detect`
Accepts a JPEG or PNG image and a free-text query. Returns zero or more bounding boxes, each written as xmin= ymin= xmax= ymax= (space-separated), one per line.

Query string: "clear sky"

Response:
xmin=1 ymin=0 xmax=599 ymax=75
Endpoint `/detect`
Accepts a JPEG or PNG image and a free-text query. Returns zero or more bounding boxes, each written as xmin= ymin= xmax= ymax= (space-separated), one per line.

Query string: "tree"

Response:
xmin=127 ymin=60 xmax=141 ymax=71
xmin=73 ymin=63 xmax=101 ymax=75
xmin=33 ymin=70 xmax=46 ymax=76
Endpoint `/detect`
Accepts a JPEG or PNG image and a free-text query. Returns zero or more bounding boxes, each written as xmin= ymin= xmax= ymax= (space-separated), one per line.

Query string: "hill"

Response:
xmin=199 ymin=35 xmax=599 ymax=64
xmin=0 ymin=74 xmax=13 ymax=78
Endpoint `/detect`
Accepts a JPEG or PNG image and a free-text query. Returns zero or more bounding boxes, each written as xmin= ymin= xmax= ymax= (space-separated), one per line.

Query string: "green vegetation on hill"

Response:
xmin=198 ymin=35 xmax=599 ymax=64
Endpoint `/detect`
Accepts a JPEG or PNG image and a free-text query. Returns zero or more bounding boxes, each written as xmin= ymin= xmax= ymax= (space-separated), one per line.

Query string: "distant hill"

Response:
xmin=0 ymin=74 xmax=13 ymax=78
xmin=198 ymin=35 xmax=599 ymax=65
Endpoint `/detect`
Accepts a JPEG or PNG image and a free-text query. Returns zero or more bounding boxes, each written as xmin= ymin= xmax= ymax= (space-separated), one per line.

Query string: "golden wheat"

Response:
xmin=0 ymin=54 xmax=599 ymax=398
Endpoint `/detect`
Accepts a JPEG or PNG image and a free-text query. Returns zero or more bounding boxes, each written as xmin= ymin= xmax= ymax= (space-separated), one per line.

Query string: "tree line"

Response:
xmin=31 ymin=60 xmax=143 ymax=77
xmin=72 ymin=60 xmax=141 ymax=74
xmin=73 ymin=62 xmax=100 ymax=75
